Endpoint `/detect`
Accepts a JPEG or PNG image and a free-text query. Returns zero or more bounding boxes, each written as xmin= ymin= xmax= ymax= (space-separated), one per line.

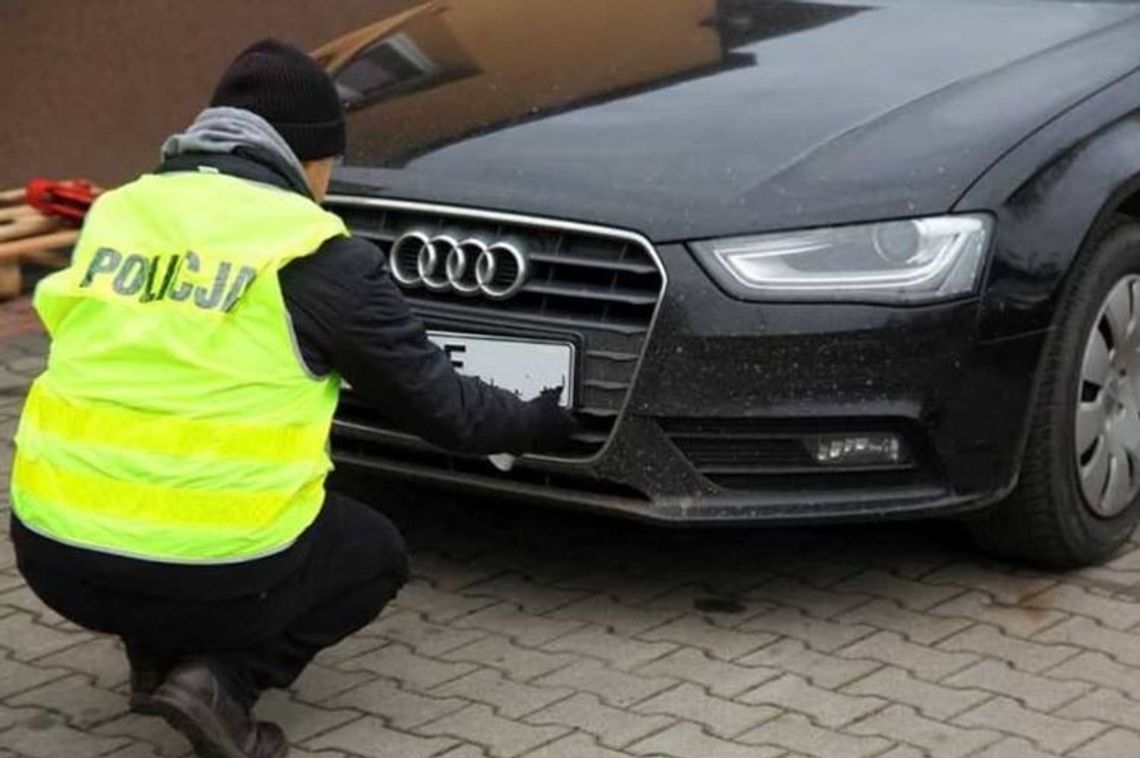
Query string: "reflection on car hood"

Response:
xmin=327 ymin=0 xmax=1140 ymax=241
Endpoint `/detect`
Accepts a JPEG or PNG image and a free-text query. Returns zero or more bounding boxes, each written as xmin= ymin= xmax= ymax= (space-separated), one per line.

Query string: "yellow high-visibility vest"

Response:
xmin=11 ymin=170 xmax=348 ymax=563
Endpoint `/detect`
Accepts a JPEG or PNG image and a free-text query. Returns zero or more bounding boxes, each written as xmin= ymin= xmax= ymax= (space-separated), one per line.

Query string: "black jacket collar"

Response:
xmin=155 ymin=145 xmax=313 ymax=200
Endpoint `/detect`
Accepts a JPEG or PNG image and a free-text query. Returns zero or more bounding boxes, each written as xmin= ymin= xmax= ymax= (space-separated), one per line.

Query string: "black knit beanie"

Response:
xmin=210 ymin=38 xmax=345 ymax=160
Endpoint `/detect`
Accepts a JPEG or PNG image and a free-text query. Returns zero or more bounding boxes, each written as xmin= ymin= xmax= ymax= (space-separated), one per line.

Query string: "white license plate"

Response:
xmin=428 ymin=331 xmax=575 ymax=407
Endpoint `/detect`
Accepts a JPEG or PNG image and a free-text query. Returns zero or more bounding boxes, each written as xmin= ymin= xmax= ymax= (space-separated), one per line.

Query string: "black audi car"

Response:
xmin=320 ymin=0 xmax=1140 ymax=566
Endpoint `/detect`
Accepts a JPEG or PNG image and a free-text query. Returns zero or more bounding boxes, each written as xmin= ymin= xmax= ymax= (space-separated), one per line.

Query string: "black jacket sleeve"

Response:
xmin=279 ymin=234 xmax=553 ymax=454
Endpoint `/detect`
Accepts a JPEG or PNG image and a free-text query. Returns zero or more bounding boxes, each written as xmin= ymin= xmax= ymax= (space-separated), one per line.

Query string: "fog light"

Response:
xmin=811 ymin=434 xmax=907 ymax=467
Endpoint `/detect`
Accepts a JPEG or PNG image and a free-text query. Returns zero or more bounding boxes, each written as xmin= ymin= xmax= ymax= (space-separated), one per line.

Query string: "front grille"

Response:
xmin=326 ymin=196 xmax=666 ymax=458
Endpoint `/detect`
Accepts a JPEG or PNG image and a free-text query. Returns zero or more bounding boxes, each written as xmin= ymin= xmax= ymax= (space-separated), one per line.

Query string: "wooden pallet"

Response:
xmin=0 ymin=187 xmax=79 ymax=300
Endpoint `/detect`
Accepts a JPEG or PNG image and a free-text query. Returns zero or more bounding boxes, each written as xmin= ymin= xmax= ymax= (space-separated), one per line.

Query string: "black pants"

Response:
xmin=17 ymin=493 xmax=408 ymax=707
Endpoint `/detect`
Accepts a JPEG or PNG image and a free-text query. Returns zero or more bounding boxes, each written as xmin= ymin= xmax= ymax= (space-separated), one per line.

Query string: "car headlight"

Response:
xmin=690 ymin=214 xmax=992 ymax=304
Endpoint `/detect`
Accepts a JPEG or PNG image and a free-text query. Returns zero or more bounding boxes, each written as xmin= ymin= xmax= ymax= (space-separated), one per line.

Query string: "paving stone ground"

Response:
xmin=3 ymin=295 xmax=1140 ymax=758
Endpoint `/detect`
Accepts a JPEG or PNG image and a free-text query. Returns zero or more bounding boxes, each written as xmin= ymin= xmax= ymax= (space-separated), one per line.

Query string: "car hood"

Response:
xmin=328 ymin=0 xmax=1140 ymax=242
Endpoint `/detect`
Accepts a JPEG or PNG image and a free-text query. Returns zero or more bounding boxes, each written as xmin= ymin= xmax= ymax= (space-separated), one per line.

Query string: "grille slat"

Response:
xmin=326 ymin=196 xmax=664 ymax=459
xmin=524 ymin=281 xmax=659 ymax=306
xmin=578 ymin=406 xmax=621 ymax=418
xmin=584 ymin=379 xmax=631 ymax=392
xmin=404 ymin=297 xmax=650 ymax=336
xmin=528 ymin=251 xmax=659 ymax=275
xmin=586 ymin=350 xmax=639 ymax=362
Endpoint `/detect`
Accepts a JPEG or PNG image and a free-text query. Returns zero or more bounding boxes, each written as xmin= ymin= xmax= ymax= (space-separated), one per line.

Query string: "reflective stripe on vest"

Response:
xmin=10 ymin=171 xmax=347 ymax=563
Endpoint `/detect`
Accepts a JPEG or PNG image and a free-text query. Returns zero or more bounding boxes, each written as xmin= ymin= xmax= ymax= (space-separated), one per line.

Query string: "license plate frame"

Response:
xmin=427 ymin=331 xmax=576 ymax=408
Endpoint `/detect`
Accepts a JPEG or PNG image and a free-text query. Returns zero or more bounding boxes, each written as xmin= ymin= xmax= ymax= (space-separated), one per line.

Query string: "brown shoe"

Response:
xmin=150 ymin=660 xmax=287 ymax=758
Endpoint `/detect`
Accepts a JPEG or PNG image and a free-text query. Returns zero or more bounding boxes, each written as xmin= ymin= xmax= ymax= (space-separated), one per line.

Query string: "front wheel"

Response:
xmin=971 ymin=220 xmax=1140 ymax=567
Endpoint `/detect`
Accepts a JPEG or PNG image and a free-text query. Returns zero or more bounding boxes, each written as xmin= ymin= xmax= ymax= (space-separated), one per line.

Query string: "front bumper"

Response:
xmin=331 ymin=234 xmax=1047 ymax=524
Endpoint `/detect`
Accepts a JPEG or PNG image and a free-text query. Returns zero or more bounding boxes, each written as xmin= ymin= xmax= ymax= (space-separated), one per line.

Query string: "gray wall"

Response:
xmin=0 ymin=1 xmax=406 ymax=189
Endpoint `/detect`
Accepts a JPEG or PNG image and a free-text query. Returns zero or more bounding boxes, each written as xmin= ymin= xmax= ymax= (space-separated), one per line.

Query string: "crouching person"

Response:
xmin=8 ymin=39 xmax=575 ymax=758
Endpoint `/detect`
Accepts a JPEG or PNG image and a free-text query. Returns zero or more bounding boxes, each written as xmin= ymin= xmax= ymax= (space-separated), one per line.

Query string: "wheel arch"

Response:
xmin=956 ymin=71 xmax=1140 ymax=506
xmin=1054 ymin=170 xmax=1140 ymax=328
xmin=961 ymin=87 xmax=1140 ymax=338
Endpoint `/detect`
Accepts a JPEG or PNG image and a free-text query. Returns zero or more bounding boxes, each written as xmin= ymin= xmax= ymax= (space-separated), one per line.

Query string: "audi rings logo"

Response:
xmin=389 ymin=231 xmax=530 ymax=300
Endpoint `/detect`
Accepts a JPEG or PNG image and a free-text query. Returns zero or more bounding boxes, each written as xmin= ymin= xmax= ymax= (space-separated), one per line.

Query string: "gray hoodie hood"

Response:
xmin=161 ymin=107 xmax=308 ymax=187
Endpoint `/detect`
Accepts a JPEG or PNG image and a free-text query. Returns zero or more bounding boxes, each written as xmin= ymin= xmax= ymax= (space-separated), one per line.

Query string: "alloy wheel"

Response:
xmin=1076 ymin=275 xmax=1140 ymax=517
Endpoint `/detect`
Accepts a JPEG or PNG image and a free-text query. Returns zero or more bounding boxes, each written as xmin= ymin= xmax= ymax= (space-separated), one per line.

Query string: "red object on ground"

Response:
xmin=24 ymin=179 xmax=101 ymax=223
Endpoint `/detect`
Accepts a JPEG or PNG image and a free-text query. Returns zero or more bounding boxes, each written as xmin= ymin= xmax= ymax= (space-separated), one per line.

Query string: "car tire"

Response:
xmin=970 ymin=217 xmax=1140 ymax=568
